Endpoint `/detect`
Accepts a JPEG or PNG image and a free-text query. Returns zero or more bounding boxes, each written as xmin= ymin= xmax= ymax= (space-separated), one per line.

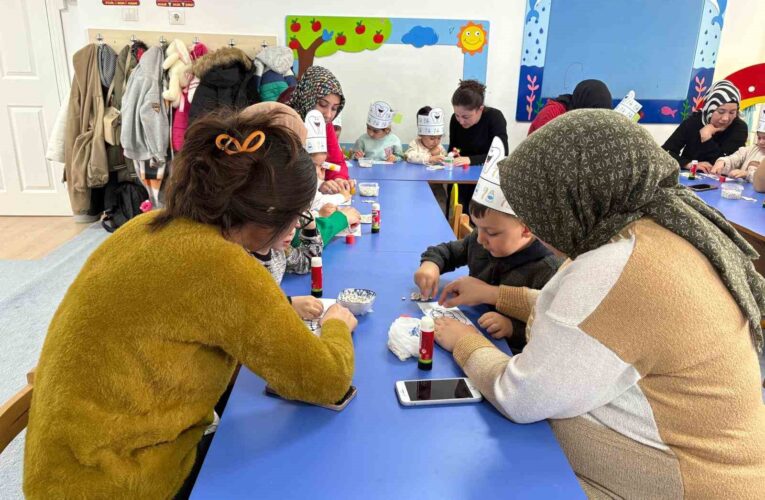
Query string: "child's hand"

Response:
xmin=477 ymin=312 xmax=514 ymax=340
xmin=353 ymin=150 xmax=364 ymax=159
xmin=429 ymin=154 xmax=445 ymax=164
xmin=439 ymin=276 xmax=498 ymax=308
xmin=338 ymin=206 xmax=360 ymax=226
xmin=292 ymin=295 xmax=325 ymax=320
xmin=340 ymin=190 xmax=352 ymax=202
xmin=453 ymin=156 xmax=470 ymax=167
xmin=318 ymin=203 xmax=337 ymax=217
xmin=414 ymin=262 xmax=441 ymax=300
xmin=711 ymin=160 xmax=725 ymax=175
xmin=386 ymin=154 xmax=397 ymax=162
xmin=729 ymin=169 xmax=748 ymax=179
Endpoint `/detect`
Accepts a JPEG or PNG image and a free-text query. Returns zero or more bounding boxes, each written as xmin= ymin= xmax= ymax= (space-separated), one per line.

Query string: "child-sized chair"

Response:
xmin=458 ymin=214 xmax=473 ymax=239
xmin=450 ymin=203 xmax=463 ymax=237
xmin=0 ymin=368 xmax=35 ymax=454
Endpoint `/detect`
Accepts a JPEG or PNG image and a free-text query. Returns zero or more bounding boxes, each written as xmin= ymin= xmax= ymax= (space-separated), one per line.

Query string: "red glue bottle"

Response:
xmin=418 ymin=316 xmax=435 ymax=371
xmin=311 ymin=257 xmax=323 ymax=298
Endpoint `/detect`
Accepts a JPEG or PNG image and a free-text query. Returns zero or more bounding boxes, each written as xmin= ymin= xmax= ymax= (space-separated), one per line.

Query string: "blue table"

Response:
xmin=679 ymin=176 xmax=765 ymax=240
xmin=192 ymin=180 xmax=584 ymax=499
xmin=350 ymin=160 xmax=481 ymax=183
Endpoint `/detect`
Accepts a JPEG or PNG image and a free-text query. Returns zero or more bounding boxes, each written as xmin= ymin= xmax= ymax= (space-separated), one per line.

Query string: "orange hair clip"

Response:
xmin=215 ymin=131 xmax=266 ymax=155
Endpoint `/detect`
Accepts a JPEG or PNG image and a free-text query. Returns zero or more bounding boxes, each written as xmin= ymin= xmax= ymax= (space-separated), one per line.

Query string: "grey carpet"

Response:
xmin=0 ymin=223 xmax=109 ymax=498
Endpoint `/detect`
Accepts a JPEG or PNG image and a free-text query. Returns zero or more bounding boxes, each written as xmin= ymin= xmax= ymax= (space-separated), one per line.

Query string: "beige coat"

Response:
xmin=63 ymin=44 xmax=109 ymax=215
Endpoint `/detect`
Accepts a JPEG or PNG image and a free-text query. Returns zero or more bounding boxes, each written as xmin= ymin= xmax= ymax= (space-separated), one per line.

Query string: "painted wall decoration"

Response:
xmin=725 ymin=64 xmax=765 ymax=111
xmin=516 ymin=0 xmax=726 ymax=124
xmin=287 ymin=16 xmax=490 ymax=83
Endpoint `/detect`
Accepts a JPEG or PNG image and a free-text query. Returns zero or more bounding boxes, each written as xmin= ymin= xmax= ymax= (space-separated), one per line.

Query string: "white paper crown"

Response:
xmin=367 ymin=101 xmax=394 ymax=129
xmin=304 ymin=110 xmax=327 ymax=154
xmin=758 ymin=107 xmax=765 ymax=133
xmin=332 ymin=113 xmax=342 ymax=128
xmin=472 ymin=137 xmax=515 ymax=216
xmin=417 ymin=107 xmax=445 ymax=136
xmin=614 ymin=90 xmax=642 ymax=122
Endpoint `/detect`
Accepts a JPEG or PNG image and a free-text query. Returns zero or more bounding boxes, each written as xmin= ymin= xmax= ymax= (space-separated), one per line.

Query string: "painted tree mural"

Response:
xmin=286 ymin=16 xmax=393 ymax=78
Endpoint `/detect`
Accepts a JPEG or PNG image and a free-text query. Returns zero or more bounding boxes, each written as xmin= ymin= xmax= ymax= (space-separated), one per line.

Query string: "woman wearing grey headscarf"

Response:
xmin=435 ymin=110 xmax=765 ymax=498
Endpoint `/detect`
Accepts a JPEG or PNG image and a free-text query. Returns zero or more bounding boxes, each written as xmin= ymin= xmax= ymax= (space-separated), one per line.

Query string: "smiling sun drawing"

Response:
xmin=457 ymin=21 xmax=487 ymax=55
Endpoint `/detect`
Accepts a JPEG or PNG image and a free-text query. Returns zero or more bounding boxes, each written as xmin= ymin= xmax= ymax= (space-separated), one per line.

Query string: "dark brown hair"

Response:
xmin=417 ymin=106 xmax=432 ymax=116
xmin=150 ymin=108 xmax=316 ymax=245
xmin=469 ymin=199 xmax=517 ymax=220
xmin=451 ymin=80 xmax=486 ymax=110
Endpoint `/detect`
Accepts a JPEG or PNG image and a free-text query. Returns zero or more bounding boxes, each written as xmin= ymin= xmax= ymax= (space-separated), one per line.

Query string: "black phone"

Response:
xmin=688 ymin=183 xmax=718 ymax=192
xmin=264 ymin=385 xmax=357 ymax=411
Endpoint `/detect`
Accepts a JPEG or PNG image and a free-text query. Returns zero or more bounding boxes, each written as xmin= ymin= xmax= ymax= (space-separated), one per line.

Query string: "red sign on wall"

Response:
xmin=157 ymin=0 xmax=195 ymax=6
xmin=103 ymin=0 xmax=140 ymax=5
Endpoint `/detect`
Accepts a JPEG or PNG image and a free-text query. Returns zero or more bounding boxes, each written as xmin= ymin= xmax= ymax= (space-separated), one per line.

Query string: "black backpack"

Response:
xmin=101 ymin=180 xmax=150 ymax=233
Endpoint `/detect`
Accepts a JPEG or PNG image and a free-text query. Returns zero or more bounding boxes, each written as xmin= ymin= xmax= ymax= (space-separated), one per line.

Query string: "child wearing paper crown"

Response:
xmin=711 ymin=108 xmax=765 ymax=190
xmin=304 ymin=110 xmax=352 ymax=213
xmin=405 ymin=106 xmax=447 ymax=164
xmin=353 ymin=101 xmax=404 ymax=162
xmin=413 ymin=137 xmax=562 ymax=352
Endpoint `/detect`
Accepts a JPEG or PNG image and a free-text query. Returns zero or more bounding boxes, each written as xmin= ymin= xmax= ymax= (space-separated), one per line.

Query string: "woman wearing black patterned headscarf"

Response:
xmin=434 ymin=110 xmax=765 ymax=498
xmin=663 ymin=79 xmax=748 ymax=172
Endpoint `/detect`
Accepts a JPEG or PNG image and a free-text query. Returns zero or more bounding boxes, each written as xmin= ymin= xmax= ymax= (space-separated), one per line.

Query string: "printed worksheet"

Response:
xmin=304 ymin=299 xmax=336 ymax=336
xmin=416 ymin=302 xmax=473 ymax=325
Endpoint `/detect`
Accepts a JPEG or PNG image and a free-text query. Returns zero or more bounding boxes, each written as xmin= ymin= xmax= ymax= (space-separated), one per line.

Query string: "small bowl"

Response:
xmin=358 ymin=182 xmax=379 ymax=197
xmin=358 ymin=158 xmax=373 ymax=168
xmin=721 ymin=182 xmax=744 ymax=199
xmin=337 ymin=288 xmax=377 ymax=316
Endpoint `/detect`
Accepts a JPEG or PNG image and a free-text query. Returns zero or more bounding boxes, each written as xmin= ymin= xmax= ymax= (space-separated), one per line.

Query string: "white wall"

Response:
xmin=65 ymin=0 xmax=765 ymax=149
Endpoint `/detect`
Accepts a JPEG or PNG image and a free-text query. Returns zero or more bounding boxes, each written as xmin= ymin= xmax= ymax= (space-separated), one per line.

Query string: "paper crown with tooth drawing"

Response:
xmin=471 ymin=137 xmax=516 ymax=216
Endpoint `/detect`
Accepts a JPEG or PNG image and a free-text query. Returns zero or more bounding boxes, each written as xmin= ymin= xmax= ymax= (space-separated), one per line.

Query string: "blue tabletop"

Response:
xmin=679 ymin=176 xmax=765 ymax=239
xmin=350 ymin=160 xmax=481 ymax=183
xmin=192 ymin=181 xmax=583 ymax=498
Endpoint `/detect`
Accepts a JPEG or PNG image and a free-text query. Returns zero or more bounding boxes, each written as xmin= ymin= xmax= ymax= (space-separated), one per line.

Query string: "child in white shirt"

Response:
xmin=405 ymin=106 xmax=447 ymax=164
xmin=711 ymin=113 xmax=765 ymax=186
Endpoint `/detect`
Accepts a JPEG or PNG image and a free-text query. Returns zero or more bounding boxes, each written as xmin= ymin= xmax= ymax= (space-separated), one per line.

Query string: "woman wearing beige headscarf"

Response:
xmin=435 ymin=110 xmax=765 ymax=498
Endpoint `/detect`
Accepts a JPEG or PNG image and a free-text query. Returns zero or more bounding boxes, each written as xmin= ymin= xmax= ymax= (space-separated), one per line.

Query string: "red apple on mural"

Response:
xmin=289 ymin=37 xmax=300 ymax=50
xmin=335 ymin=32 xmax=347 ymax=46
xmin=311 ymin=18 xmax=322 ymax=32
xmin=373 ymin=30 xmax=384 ymax=44
xmin=355 ymin=21 xmax=366 ymax=35
xmin=290 ymin=19 xmax=301 ymax=32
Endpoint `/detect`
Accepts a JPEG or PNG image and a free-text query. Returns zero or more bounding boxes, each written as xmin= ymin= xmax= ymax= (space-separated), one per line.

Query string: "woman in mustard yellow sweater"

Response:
xmin=24 ymin=108 xmax=358 ymax=498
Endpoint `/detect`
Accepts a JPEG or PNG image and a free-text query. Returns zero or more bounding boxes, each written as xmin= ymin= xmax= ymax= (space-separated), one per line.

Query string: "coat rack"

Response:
xmin=87 ymin=29 xmax=277 ymax=58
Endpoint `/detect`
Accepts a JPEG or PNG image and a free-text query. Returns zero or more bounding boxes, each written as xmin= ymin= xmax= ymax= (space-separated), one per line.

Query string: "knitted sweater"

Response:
xmin=404 ymin=138 xmax=447 ymax=164
xmin=353 ymin=133 xmax=404 ymax=161
xmin=24 ymin=213 xmax=354 ymax=499
xmin=453 ymin=219 xmax=765 ymax=498
xmin=253 ymin=228 xmax=323 ymax=283
xmin=527 ymin=100 xmax=566 ymax=135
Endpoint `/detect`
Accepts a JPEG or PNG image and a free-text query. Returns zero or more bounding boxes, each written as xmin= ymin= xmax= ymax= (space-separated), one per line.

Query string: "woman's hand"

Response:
xmin=478 ymin=312 xmax=514 ymax=340
xmin=434 ymin=317 xmax=480 ymax=353
xmin=292 ymin=295 xmax=325 ymax=320
xmin=453 ymin=156 xmax=470 ymax=167
xmin=438 ymin=276 xmax=498 ymax=308
xmin=413 ymin=261 xmax=441 ymax=300
xmin=699 ymin=124 xmax=721 ymax=143
xmin=322 ymin=303 xmax=358 ymax=333
xmin=696 ymin=161 xmax=713 ymax=173
xmin=335 ymin=178 xmax=352 ymax=192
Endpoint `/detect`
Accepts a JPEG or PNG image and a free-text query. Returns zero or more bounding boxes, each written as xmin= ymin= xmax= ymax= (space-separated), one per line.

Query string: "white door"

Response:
xmin=0 ymin=0 xmax=70 ymax=215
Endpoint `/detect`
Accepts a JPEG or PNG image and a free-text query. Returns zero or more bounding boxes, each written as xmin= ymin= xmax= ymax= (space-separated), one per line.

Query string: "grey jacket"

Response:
xmin=120 ymin=46 xmax=169 ymax=164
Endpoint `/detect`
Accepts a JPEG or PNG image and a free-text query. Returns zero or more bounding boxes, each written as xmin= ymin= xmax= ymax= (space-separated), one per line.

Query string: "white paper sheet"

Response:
xmin=416 ymin=302 xmax=472 ymax=325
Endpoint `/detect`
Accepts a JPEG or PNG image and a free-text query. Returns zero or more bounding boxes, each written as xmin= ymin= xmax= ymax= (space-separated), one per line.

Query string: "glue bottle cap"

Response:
xmin=311 ymin=257 xmax=322 ymax=267
xmin=420 ymin=316 xmax=435 ymax=332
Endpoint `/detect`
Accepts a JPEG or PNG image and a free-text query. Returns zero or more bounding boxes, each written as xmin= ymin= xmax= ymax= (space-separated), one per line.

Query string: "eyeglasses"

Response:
xmin=297 ymin=211 xmax=314 ymax=229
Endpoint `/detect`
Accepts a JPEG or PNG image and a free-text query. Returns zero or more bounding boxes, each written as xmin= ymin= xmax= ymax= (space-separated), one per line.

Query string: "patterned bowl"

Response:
xmin=337 ymin=288 xmax=377 ymax=316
